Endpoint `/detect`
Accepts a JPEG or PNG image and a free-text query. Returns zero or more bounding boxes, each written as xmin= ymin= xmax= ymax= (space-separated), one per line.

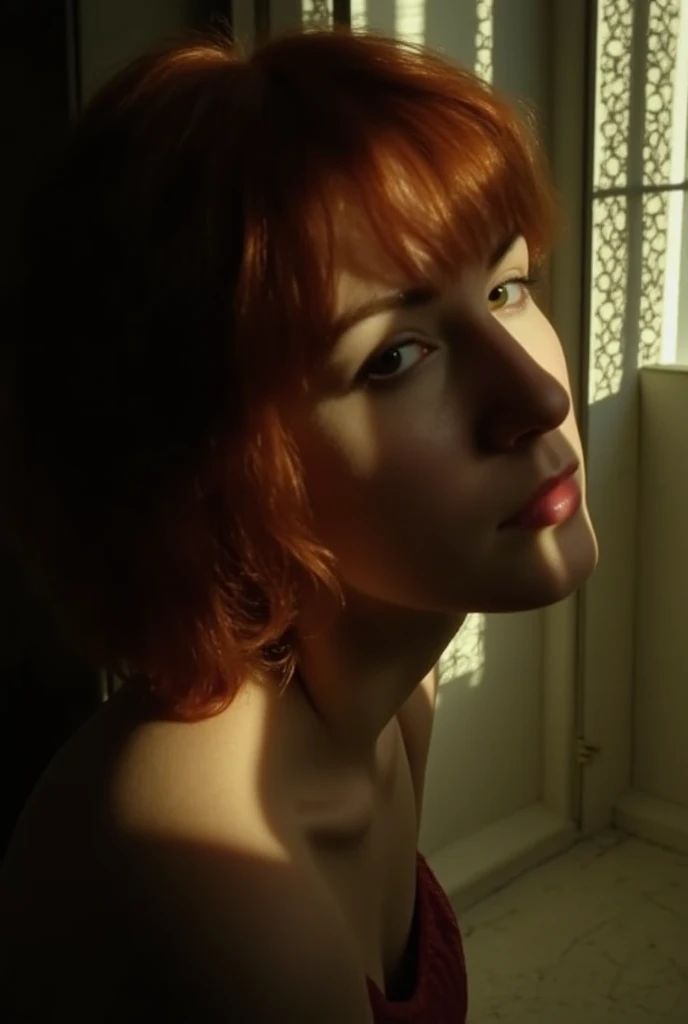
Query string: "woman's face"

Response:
xmin=282 ymin=234 xmax=598 ymax=614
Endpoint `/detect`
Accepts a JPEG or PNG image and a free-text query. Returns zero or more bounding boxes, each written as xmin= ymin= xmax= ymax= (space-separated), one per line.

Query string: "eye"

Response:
xmin=488 ymin=275 xmax=538 ymax=312
xmin=362 ymin=337 xmax=434 ymax=386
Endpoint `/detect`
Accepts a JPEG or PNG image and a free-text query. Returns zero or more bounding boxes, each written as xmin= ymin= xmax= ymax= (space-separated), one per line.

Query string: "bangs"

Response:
xmin=321 ymin=87 xmax=556 ymax=285
xmin=235 ymin=31 xmax=557 ymax=386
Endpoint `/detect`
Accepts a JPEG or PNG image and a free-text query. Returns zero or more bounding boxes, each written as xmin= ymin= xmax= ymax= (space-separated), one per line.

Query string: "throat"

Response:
xmin=286 ymin=700 xmax=402 ymax=840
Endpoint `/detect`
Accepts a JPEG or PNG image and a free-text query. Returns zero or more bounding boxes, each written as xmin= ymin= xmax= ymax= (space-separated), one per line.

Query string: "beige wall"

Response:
xmin=634 ymin=367 xmax=688 ymax=809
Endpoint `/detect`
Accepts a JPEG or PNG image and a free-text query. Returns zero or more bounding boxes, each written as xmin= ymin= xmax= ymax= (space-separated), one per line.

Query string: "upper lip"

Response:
xmin=500 ymin=461 xmax=579 ymax=527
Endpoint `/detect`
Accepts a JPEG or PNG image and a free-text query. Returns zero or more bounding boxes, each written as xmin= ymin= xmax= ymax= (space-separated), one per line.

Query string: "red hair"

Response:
xmin=2 ymin=28 xmax=557 ymax=721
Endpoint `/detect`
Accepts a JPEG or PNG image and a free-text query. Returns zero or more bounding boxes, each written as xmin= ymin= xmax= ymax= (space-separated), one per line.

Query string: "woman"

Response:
xmin=0 ymin=26 xmax=597 ymax=1022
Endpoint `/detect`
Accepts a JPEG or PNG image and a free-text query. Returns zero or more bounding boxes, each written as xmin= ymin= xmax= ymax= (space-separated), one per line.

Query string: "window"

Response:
xmin=589 ymin=0 xmax=688 ymax=403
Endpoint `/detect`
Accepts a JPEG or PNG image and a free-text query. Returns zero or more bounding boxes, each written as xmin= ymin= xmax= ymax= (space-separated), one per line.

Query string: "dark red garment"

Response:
xmin=366 ymin=852 xmax=468 ymax=1022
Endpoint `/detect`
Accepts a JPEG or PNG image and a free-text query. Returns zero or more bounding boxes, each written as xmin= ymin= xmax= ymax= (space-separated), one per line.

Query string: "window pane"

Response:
xmin=639 ymin=191 xmax=670 ymax=367
xmin=593 ymin=0 xmax=633 ymax=192
xmin=589 ymin=196 xmax=630 ymax=402
xmin=643 ymin=0 xmax=686 ymax=188
xmin=593 ymin=1 xmax=688 ymax=193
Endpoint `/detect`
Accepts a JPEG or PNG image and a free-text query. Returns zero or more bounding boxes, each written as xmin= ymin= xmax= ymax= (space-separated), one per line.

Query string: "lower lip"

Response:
xmin=502 ymin=478 xmax=582 ymax=530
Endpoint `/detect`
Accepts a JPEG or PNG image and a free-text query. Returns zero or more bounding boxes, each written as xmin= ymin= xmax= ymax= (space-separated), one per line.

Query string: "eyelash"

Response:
xmin=361 ymin=273 xmax=539 ymax=388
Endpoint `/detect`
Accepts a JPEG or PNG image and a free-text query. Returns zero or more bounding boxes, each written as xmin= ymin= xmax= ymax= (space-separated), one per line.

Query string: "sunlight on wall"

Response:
xmin=395 ymin=0 xmax=425 ymax=45
xmin=474 ymin=0 xmax=493 ymax=83
xmin=659 ymin=2 xmax=688 ymax=363
xmin=588 ymin=0 xmax=633 ymax=404
xmin=350 ymin=0 xmax=367 ymax=31
xmin=438 ymin=613 xmax=486 ymax=690
xmin=350 ymin=0 xmax=425 ymax=41
xmin=301 ymin=0 xmax=332 ymax=28
xmin=637 ymin=1 xmax=685 ymax=371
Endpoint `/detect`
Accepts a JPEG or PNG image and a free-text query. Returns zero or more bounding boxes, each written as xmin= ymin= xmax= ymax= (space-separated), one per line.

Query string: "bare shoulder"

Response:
xmin=107 ymin=822 xmax=375 ymax=1022
xmin=103 ymin=688 xmax=375 ymax=1020
xmin=1 ymin=686 xmax=374 ymax=1022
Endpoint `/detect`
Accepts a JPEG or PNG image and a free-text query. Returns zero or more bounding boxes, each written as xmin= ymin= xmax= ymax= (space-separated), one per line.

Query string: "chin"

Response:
xmin=484 ymin=512 xmax=599 ymax=613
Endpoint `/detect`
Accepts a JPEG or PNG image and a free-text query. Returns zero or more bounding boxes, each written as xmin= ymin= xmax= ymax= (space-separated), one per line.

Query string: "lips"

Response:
xmin=501 ymin=463 xmax=581 ymax=530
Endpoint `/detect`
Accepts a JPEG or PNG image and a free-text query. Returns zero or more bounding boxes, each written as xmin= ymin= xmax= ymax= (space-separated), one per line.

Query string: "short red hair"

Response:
xmin=2 ymin=28 xmax=557 ymax=721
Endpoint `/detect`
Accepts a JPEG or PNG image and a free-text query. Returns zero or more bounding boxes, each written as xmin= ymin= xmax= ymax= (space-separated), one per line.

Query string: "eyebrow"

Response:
xmin=331 ymin=231 xmax=520 ymax=340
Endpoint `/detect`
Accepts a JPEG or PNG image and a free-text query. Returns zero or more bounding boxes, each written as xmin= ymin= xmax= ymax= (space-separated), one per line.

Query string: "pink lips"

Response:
xmin=501 ymin=463 xmax=581 ymax=530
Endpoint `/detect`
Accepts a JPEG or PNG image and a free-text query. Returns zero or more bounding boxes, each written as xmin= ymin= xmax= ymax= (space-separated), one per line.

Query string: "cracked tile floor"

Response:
xmin=458 ymin=831 xmax=688 ymax=1022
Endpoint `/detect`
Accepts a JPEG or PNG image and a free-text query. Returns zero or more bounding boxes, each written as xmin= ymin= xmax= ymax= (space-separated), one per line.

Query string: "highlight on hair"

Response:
xmin=1 ymin=27 xmax=558 ymax=721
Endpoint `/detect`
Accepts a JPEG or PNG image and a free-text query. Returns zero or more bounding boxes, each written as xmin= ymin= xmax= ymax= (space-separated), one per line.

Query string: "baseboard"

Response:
xmin=426 ymin=801 xmax=577 ymax=916
xmin=614 ymin=787 xmax=688 ymax=856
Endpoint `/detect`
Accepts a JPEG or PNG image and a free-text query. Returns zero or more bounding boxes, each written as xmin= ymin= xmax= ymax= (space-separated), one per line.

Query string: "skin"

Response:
xmin=281 ymin=233 xmax=598 ymax=758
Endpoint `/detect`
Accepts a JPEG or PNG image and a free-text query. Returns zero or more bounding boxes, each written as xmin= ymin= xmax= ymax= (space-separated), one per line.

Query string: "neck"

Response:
xmin=290 ymin=587 xmax=465 ymax=760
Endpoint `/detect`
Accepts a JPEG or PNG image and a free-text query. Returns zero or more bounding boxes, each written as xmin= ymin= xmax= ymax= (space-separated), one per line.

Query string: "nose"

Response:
xmin=471 ymin=318 xmax=571 ymax=453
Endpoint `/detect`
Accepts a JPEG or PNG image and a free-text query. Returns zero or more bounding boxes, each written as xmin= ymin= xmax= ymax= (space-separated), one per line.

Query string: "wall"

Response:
xmin=634 ymin=367 xmax=688 ymax=811
xmin=79 ymin=0 xmax=189 ymax=104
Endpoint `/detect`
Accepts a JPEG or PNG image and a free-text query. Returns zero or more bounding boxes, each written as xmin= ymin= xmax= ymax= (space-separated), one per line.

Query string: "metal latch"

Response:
xmin=577 ymin=737 xmax=601 ymax=765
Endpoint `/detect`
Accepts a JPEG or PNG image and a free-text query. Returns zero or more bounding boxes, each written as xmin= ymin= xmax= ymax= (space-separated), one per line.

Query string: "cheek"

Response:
xmin=293 ymin=403 xmax=381 ymax=538
xmin=298 ymin=395 xmax=383 ymax=500
xmin=298 ymin=428 xmax=469 ymax=600
xmin=303 ymin=407 xmax=477 ymax=560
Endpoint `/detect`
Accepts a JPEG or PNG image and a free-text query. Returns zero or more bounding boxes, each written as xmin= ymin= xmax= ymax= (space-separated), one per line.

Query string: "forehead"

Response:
xmin=330 ymin=221 xmax=528 ymax=321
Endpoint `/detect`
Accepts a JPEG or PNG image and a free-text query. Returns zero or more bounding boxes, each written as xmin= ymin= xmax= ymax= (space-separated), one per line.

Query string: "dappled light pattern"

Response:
xmin=643 ymin=1 xmax=681 ymax=188
xmin=438 ymin=614 xmax=486 ymax=689
xmin=589 ymin=0 xmax=633 ymax=403
xmin=638 ymin=0 xmax=683 ymax=368
xmin=589 ymin=196 xmax=629 ymax=401
xmin=395 ymin=0 xmax=425 ymax=45
xmin=474 ymin=0 xmax=493 ymax=84
xmin=639 ymin=191 xmax=670 ymax=368
xmin=302 ymin=0 xmax=332 ymax=29
xmin=590 ymin=0 xmax=687 ymax=397
xmin=593 ymin=1 xmax=633 ymax=193
xmin=350 ymin=0 xmax=367 ymax=31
